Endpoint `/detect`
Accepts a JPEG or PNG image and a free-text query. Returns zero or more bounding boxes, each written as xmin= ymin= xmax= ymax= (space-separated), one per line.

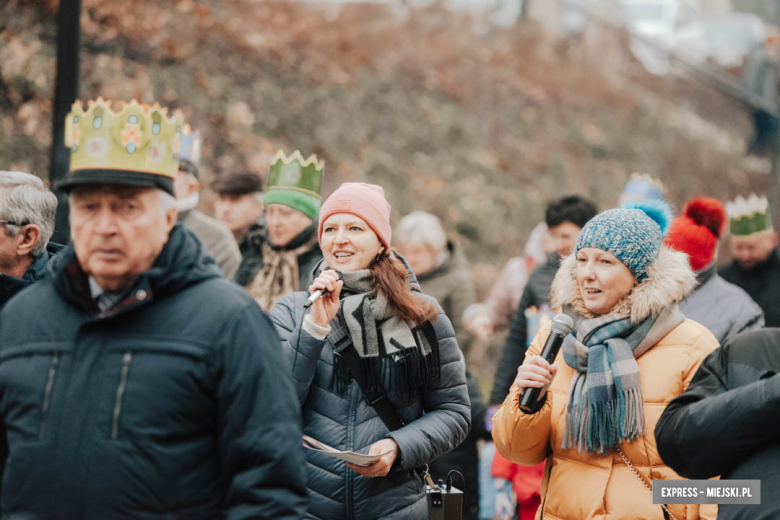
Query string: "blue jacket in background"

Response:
xmin=271 ymin=264 xmax=471 ymax=520
xmin=0 ymin=224 xmax=308 ymax=519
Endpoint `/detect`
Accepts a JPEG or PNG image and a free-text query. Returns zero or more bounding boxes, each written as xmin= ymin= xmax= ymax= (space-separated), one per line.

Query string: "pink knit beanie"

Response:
xmin=318 ymin=182 xmax=392 ymax=250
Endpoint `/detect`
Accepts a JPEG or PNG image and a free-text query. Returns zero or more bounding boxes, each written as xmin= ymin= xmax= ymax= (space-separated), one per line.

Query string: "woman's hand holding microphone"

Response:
xmin=514 ymin=356 xmax=558 ymax=402
xmin=308 ymin=270 xmax=344 ymax=328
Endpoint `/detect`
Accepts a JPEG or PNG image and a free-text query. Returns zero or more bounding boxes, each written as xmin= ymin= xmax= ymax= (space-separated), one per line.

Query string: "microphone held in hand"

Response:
xmin=304 ymin=289 xmax=328 ymax=309
xmin=518 ymin=313 xmax=574 ymax=413
xmin=303 ymin=269 xmax=342 ymax=309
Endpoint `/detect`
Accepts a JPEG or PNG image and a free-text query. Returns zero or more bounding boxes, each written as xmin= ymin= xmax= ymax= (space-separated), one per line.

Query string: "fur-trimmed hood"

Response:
xmin=551 ymin=246 xmax=696 ymax=323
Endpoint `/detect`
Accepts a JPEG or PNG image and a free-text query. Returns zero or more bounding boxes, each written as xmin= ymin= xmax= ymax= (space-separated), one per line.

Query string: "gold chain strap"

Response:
xmin=616 ymin=447 xmax=679 ymax=520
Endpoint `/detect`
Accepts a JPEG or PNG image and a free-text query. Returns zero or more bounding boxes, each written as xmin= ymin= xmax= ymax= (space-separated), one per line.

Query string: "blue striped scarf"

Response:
xmin=560 ymin=306 xmax=683 ymax=454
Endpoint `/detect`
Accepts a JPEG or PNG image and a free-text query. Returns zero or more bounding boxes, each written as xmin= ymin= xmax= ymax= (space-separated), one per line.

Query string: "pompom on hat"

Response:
xmin=664 ymin=197 xmax=726 ymax=271
xmin=575 ymin=200 xmax=672 ymax=281
xmin=318 ymin=182 xmax=392 ymax=250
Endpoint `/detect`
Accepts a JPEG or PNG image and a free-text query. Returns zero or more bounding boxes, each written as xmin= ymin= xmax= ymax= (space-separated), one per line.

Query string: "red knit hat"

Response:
xmin=664 ymin=197 xmax=726 ymax=271
xmin=318 ymin=182 xmax=392 ymax=250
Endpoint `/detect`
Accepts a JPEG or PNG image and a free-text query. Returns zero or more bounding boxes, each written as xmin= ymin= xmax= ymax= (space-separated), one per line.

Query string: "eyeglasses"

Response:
xmin=0 ymin=220 xmax=29 ymax=227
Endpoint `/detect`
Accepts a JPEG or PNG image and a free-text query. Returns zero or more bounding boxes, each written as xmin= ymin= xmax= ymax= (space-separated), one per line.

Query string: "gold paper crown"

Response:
xmin=629 ymin=172 xmax=664 ymax=192
xmin=64 ymin=98 xmax=184 ymax=181
xmin=619 ymin=172 xmax=665 ymax=205
xmin=179 ymin=124 xmax=202 ymax=176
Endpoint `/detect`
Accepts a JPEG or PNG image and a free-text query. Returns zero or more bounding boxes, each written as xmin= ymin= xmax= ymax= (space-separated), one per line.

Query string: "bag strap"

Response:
xmin=329 ymin=308 xmax=406 ymax=432
xmin=616 ymin=447 xmax=677 ymax=520
xmin=339 ymin=344 xmax=406 ymax=431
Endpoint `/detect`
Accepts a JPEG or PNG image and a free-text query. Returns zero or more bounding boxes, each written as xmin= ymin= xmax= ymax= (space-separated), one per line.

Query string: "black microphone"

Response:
xmin=518 ymin=313 xmax=574 ymax=413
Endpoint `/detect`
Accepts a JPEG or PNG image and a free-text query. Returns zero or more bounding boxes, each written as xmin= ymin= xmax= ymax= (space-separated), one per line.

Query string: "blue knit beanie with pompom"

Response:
xmin=574 ymin=200 xmax=672 ymax=281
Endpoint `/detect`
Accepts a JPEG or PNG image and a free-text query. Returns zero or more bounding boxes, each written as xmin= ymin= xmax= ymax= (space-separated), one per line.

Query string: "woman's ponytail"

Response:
xmin=370 ymin=252 xmax=438 ymax=325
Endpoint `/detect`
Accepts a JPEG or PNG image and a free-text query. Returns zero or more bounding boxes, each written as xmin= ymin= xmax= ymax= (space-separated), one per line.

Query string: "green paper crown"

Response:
xmin=65 ymin=98 xmax=183 ymax=179
xmin=265 ymin=150 xmax=324 ymax=220
xmin=726 ymin=194 xmax=773 ymax=237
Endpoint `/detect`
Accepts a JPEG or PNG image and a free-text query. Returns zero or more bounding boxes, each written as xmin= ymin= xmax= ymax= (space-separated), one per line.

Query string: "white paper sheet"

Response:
xmin=302 ymin=435 xmax=392 ymax=466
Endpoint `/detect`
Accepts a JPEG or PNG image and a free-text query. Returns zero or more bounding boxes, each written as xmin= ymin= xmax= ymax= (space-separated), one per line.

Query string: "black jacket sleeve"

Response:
xmin=489 ymin=285 xmax=533 ymax=405
xmin=0 ymin=416 xmax=5 ymax=516
xmin=655 ymin=342 xmax=780 ymax=479
xmin=217 ymin=303 xmax=308 ymax=520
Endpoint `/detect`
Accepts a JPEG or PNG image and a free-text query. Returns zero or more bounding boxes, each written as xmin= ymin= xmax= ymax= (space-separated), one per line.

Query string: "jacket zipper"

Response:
xmin=112 ymin=351 xmax=133 ymax=440
xmin=39 ymin=352 xmax=60 ymax=439
xmin=345 ymin=382 xmax=359 ymax=520
xmin=540 ymin=461 xmax=552 ymax=519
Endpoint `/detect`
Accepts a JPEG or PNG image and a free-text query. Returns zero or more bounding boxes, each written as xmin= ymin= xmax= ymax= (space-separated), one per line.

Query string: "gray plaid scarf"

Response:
xmin=561 ymin=304 xmax=684 ymax=454
xmin=316 ymin=262 xmax=440 ymax=399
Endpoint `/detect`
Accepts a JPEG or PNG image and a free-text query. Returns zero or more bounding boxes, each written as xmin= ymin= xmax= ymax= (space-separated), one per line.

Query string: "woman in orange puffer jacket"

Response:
xmin=492 ymin=202 xmax=719 ymax=520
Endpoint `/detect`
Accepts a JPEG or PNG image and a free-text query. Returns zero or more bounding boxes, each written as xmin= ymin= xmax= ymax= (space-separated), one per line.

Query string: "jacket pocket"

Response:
xmin=105 ymin=341 xmax=210 ymax=441
xmin=111 ymin=350 xmax=133 ymax=440
xmin=38 ymin=352 xmax=60 ymax=440
xmin=0 ymin=344 xmax=71 ymax=442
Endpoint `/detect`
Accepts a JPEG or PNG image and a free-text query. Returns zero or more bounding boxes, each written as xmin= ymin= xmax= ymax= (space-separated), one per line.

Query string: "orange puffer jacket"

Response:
xmin=492 ymin=247 xmax=720 ymax=520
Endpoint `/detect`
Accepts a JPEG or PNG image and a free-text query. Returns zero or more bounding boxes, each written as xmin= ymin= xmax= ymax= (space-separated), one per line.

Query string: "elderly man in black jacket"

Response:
xmin=0 ymin=100 xmax=307 ymax=520
xmin=656 ymin=328 xmax=780 ymax=520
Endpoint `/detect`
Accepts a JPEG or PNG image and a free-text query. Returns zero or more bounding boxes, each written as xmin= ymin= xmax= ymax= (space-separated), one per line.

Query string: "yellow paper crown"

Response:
xmin=64 ymin=98 xmax=184 ymax=180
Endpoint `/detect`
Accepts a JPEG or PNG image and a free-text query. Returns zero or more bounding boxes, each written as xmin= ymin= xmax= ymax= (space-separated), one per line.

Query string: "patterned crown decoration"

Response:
xmin=620 ymin=173 xmax=665 ymax=204
xmin=726 ymin=194 xmax=773 ymax=237
xmin=179 ymin=125 xmax=202 ymax=177
xmin=60 ymin=98 xmax=184 ymax=195
xmin=264 ymin=150 xmax=325 ymax=220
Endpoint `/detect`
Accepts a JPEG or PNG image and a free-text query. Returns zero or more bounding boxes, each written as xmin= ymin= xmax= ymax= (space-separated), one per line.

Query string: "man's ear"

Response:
xmin=187 ymin=175 xmax=200 ymax=198
xmin=16 ymin=224 xmax=41 ymax=257
xmin=165 ymin=206 xmax=179 ymax=233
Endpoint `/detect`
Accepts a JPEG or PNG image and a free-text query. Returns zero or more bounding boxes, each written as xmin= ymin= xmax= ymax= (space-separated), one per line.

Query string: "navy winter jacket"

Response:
xmin=656 ymin=328 xmax=780 ymax=519
xmin=271 ymin=266 xmax=471 ymax=520
xmin=0 ymin=225 xmax=308 ymax=519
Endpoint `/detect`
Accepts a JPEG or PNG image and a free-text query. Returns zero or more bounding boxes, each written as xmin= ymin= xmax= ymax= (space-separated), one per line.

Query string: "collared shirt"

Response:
xmin=88 ymin=277 xmax=126 ymax=313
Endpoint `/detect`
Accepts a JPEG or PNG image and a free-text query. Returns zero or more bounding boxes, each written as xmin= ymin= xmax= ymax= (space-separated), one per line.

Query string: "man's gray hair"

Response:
xmin=0 ymin=171 xmax=58 ymax=256
xmin=395 ymin=211 xmax=448 ymax=252
xmin=158 ymin=190 xmax=177 ymax=213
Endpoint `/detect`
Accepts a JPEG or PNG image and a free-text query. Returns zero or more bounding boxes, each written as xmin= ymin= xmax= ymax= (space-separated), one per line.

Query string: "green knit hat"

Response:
xmin=264 ymin=150 xmax=324 ymax=220
xmin=726 ymin=194 xmax=773 ymax=237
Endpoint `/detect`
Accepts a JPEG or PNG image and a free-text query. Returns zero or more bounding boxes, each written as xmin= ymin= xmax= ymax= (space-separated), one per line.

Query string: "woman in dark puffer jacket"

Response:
xmin=271 ymin=182 xmax=471 ymax=520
